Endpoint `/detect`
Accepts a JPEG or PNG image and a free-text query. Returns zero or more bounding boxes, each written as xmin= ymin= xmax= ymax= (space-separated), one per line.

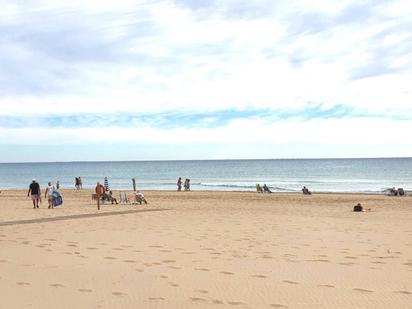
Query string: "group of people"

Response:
xmin=256 ymin=184 xmax=272 ymax=193
xmin=75 ymin=177 xmax=83 ymax=190
xmin=177 ymin=177 xmax=191 ymax=191
xmin=27 ymin=179 xmax=62 ymax=209
xmin=387 ymin=187 xmax=405 ymax=196
xmin=95 ymin=181 xmax=118 ymax=204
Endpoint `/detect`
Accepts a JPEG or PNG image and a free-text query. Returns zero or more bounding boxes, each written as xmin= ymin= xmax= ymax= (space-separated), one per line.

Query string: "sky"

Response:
xmin=0 ymin=0 xmax=412 ymax=162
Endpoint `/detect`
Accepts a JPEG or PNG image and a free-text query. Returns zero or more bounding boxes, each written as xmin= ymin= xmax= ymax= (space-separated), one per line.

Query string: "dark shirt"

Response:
xmin=29 ymin=182 xmax=40 ymax=195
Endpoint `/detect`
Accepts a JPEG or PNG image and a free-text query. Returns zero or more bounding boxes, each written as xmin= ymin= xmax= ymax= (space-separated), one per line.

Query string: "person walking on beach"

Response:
xmin=78 ymin=177 xmax=83 ymax=190
xmin=177 ymin=177 xmax=182 ymax=191
xmin=45 ymin=182 xmax=56 ymax=209
xmin=56 ymin=180 xmax=60 ymax=190
xmin=184 ymin=178 xmax=191 ymax=191
xmin=75 ymin=177 xmax=79 ymax=190
xmin=27 ymin=179 xmax=41 ymax=208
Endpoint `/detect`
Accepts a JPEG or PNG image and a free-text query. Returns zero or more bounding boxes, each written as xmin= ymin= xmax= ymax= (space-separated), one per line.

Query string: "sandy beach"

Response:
xmin=0 ymin=189 xmax=411 ymax=308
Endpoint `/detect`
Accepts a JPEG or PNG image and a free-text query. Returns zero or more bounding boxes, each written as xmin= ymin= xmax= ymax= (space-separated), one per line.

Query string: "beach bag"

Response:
xmin=52 ymin=191 xmax=63 ymax=206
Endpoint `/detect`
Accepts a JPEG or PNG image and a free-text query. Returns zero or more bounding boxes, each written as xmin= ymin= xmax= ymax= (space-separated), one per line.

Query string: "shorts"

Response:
xmin=31 ymin=194 xmax=39 ymax=200
xmin=48 ymin=195 xmax=54 ymax=201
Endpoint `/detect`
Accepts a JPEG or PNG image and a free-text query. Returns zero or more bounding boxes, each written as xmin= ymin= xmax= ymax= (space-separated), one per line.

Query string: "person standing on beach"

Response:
xmin=45 ymin=182 xmax=56 ymax=209
xmin=75 ymin=177 xmax=79 ymax=190
xmin=177 ymin=177 xmax=182 ymax=191
xmin=78 ymin=177 xmax=83 ymax=190
xmin=95 ymin=182 xmax=105 ymax=210
xmin=27 ymin=179 xmax=41 ymax=208
xmin=184 ymin=178 xmax=191 ymax=191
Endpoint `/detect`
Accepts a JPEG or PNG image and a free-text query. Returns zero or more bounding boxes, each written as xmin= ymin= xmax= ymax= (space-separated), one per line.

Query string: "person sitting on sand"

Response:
xmin=388 ymin=187 xmax=398 ymax=196
xmin=256 ymin=184 xmax=263 ymax=193
xmin=103 ymin=190 xmax=118 ymax=205
xmin=263 ymin=184 xmax=272 ymax=193
xmin=353 ymin=203 xmax=363 ymax=212
xmin=353 ymin=203 xmax=371 ymax=212
xmin=302 ymin=186 xmax=311 ymax=195
xmin=134 ymin=192 xmax=148 ymax=205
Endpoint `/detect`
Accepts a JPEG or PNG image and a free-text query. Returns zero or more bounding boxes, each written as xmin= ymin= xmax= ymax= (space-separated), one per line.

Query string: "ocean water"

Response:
xmin=1 ymin=158 xmax=412 ymax=193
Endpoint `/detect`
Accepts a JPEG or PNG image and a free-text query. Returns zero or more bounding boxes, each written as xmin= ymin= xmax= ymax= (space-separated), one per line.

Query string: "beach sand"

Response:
xmin=0 ymin=189 xmax=411 ymax=308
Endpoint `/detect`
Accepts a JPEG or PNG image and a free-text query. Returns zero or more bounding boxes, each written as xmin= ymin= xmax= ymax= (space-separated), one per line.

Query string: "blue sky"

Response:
xmin=0 ymin=0 xmax=412 ymax=162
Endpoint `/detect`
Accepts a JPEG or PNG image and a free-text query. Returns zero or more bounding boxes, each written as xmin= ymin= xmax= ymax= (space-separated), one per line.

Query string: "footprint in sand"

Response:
xmin=123 ymin=260 xmax=136 ymax=263
xmin=220 ymin=271 xmax=234 ymax=275
xmin=112 ymin=291 xmax=127 ymax=296
xmin=162 ymin=260 xmax=176 ymax=264
xmin=195 ymin=289 xmax=209 ymax=294
xmin=104 ymin=257 xmax=116 ymax=260
xmin=212 ymin=299 xmax=224 ymax=304
xmin=135 ymin=268 xmax=144 ymax=272
xmin=393 ymin=290 xmax=412 ymax=295
xmin=168 ymin=282 xmax=179 ymax=287
xmin=195 ymin=268 xmax=209 ymax=271
xmin=353 ymin=288 xmax=374 ymax=293
xmin=283 ymin=280 xmax=299 ymax=285
xmin=189 ymin=297 xmax=207 ymax=302
xmin=148 ymin=297 xmax=165 ymax=301
xmin=86 ymin=247 xmax=98 ymax=250
xmin=16 ymin=282 xmax=31 ymax=286
xmin=318 ymin=284 xmax=335 ymax=288
xmin=78 ymin=288 xmax=93 ymax=293
xmin=0 ymin=259 xmax=8 ymax=263
xmin=251 ymin=274 xmax=267 ymax=279
xmin=228 ymin=301 xmax=244 ymax=305
xmin=49 ymin=283 xmax=65 ymax=288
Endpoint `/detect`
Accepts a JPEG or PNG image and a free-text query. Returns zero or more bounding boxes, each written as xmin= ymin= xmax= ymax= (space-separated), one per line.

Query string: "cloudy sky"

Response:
xmin=0 ymin=0 xmax=411 ymax=162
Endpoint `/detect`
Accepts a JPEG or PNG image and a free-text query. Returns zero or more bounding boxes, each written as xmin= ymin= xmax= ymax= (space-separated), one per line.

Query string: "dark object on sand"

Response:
xmin=353 ymin=203 xmax=363 ymax=212
xmin=302 ymin=186 xmax=311 ymax=195
xmin=398 ymin=188 xmax=405 ymax=196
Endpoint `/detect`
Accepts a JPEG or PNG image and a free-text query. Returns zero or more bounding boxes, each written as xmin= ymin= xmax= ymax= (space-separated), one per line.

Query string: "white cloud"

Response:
xmin=1 ymin=0 xmax=412 ymax=159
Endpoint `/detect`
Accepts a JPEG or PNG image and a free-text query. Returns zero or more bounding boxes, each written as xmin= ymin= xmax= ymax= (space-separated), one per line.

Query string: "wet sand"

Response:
xmin=1 ymin=189 xmax=411 ymax=308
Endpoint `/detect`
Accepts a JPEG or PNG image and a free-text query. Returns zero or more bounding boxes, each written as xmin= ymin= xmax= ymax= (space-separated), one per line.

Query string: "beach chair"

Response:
xmin=119 ymin=191 xmax=130 ymax=204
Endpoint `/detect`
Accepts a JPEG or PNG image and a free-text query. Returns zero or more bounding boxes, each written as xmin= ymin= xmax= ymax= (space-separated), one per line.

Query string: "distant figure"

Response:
xmin=263 ymin=184 xmax=272 ymax=193
xmin=78 ymin=177 xmax=83 ymax=190
xmin=95 ymin=182 xmax=105 ymax=196
xmin=56 ymin=180 xmax=60 ymax=190
xmin=302 ymin=186 xmax=311 ymax=195
xmin=45 ymin=181 xmax=56 ymax=209
xmin=256 ymin=184 xmax=263 ymax=193
xmin=388 ymin=187 xmax=398 ymax=196
xmin=27 ymin=179 xmax=41 ymax=208
xmin=75 ymin=177 xmax=80 ymax=190
xmin=104 ymin=190 xmax=118 ymax=205
xmin=135 ymin=192 xmax=148 ymax=205
xmin=177 ymin=177 xmax=182 ymax=191
xmin=184 ymin=178 xmax=191 ymax=191
xmin=95 ymin=182 xmax=105 ymax=210
xmin=353 ymin=203 xmax=363 ymax=212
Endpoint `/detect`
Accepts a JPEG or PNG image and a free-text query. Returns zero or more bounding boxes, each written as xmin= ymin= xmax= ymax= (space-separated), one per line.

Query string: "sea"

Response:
xmin=1 ymin=158 xmax=412 ymax=193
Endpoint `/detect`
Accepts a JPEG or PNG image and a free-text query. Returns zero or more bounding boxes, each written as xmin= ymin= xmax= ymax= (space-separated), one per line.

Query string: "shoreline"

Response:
xmin=0 ymin=188 xmax=401 ymax=195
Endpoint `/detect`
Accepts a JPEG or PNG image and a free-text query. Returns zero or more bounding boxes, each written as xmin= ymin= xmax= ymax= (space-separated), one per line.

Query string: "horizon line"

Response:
xmin=1 ymin=156 xmax=412 ymax=164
